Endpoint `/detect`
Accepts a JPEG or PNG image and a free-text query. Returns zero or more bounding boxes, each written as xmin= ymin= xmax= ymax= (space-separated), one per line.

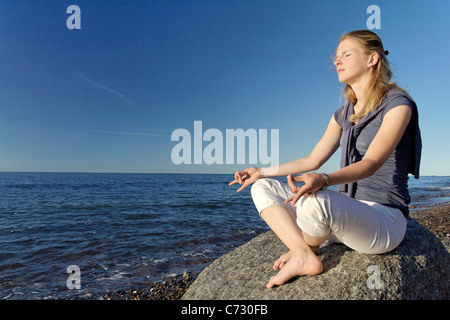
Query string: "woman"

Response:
xmin=229 ymin=30 xmax=421 ymax=289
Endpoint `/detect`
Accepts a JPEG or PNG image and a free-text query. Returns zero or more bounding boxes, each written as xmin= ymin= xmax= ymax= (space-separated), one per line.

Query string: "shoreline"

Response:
xmin=103 ymin=271 xmax=199 ymax=300
xmin=103 ymin=202 xmax=450 ymax=300
xmin=409 ymin=202 xmax=450 ymax=250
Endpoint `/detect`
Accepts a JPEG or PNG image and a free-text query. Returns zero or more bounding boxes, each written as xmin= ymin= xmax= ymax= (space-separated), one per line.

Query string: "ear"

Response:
xmin=368 ymin=52 xmax=380 ymax=68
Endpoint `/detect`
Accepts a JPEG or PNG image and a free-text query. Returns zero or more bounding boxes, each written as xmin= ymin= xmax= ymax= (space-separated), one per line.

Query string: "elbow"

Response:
xmin=361 ymin=158 xmax=383 ymax=178
xmin=309 ymin=158 xmax=323 ymax=171
xmin=313 ymin=162 xmax=323 ymax=171
xmin=294 ymin=155 xmax=322 ymax=172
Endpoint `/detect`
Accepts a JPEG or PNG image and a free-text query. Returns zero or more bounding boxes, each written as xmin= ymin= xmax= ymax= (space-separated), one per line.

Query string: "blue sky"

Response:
xmin=0 ymin=0 xmax=449 ymax=175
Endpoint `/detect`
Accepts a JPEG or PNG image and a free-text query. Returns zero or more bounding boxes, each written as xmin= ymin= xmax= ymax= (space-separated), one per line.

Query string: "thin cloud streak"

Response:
xmin=95 ymin=130 xmax=168 ymax=137
xmin=76 ymin=71 xmax=135 ymax=107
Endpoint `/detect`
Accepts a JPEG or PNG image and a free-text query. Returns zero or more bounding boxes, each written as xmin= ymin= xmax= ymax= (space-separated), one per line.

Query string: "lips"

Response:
xmin=337 ymin=69 xmax=344 ymax=73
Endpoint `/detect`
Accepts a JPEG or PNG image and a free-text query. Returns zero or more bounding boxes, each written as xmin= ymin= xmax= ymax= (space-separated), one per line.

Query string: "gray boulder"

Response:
xmin=182 ymin=218 xmax=449 ymax=300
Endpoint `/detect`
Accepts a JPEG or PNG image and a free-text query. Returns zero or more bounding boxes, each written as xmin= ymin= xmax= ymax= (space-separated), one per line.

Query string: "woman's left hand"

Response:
xmin=284 ymin=173 xmax=326 ymax=206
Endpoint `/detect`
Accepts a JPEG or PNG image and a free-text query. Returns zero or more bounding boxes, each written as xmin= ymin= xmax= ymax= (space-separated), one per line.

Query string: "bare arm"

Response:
xmin=261 ymin=115 xmax=342 ymax=177
xmin=229 ymin=115 xmax=342 ymax=192
xmin=285 ymin=105 xmax=412 ymax=205
xmin=327 ymin=105 xmax=412 ymax=187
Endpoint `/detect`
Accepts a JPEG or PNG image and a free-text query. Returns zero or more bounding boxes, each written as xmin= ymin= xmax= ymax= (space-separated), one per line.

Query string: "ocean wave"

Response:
xmin=1 ymin=172 xmax=447 ymax=300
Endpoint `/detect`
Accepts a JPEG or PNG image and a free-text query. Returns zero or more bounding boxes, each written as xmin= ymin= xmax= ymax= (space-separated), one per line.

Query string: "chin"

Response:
xmin=337 ymin=74 xmax=353 ymax=85
xmin=337 ymin=77 xmax=348 ymax=84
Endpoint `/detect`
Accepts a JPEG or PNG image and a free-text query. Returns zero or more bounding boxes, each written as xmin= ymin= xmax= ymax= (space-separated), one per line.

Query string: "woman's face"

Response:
xmin=334 ymin=38 xmax=371 ymax=85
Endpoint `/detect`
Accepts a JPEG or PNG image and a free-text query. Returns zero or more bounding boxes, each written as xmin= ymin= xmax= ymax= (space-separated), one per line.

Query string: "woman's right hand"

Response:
xmin=228 ymin=167 xmax=262 ymax=192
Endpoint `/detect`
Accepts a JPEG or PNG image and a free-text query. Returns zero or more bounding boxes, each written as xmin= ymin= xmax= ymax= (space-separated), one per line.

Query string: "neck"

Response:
xmin=349 ymin=74 xmax=372 ymax=109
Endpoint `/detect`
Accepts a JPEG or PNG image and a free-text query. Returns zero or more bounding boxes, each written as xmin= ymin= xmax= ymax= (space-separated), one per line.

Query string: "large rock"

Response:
xmin=182 ymin=218 xmax=449 ymax=300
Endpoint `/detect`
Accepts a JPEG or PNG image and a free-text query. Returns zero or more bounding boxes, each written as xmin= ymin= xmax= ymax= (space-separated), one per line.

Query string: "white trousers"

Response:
xmin=251 ymin=178 xmax=407 ymax=254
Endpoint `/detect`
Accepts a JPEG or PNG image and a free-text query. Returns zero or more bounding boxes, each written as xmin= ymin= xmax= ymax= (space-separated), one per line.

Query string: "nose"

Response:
xmin=334 ymin=57 xmax=342 ymax=66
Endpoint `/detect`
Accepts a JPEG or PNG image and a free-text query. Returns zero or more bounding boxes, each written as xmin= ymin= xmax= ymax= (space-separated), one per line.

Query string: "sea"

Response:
xmin=0 ymin=172 xmax=449 ymax=300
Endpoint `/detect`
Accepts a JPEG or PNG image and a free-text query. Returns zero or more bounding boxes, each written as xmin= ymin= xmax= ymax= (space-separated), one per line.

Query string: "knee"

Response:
xmin=252 ymin=177 xmax=274 ymax=188
xmin=296 ymin=193 xmax=331 ymax=236
xmin=250 ymin=178 xmax=286 ymax=215
xmin=250 ymin=178 xmax=275 ymax=197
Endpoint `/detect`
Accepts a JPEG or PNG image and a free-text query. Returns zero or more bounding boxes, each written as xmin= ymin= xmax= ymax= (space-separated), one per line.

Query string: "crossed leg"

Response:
xmin=260 ymin=205 xmax=329 ymax=288
xmin=252 ymin=178 xmax=406 ymax=288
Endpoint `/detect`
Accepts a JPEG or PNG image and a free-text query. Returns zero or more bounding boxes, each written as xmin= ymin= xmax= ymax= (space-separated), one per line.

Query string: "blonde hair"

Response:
xmin=339 ymin=30 xmax=403 ymax=123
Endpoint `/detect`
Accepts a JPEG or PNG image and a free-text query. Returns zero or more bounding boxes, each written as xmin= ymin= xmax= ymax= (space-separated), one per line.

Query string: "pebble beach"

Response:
xmin=103 ymin=202 xmax=450 ymax=300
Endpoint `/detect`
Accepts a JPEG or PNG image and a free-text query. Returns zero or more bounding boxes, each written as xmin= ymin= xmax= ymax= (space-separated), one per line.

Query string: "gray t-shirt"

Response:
xmin=334 ymin=89 xmax=422 ymax=217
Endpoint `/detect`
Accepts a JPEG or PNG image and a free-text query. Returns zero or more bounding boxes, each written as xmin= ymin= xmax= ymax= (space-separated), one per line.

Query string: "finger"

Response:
xmin=284 ymin=194 xmax=294 ymax=205
xmin=230 ymin=171 xmax=242 ymax=186
xmin=290 ymin=184 xmax=309 ymax=206
xmin=287 ymin=174 xmax=298 ymax=193
xmin=237 ymin=180 xmax=251 ymax=193
xmin=235 ymin=171 xmax=242 ymax=184
xmin=291 ymin=174 xmax=305 ymax=182
xmin=290 ymin=192 xmax=302 ymax=206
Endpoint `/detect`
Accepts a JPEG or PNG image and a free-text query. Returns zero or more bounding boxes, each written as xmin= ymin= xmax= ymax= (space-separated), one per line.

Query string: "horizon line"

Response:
xmin=0 ymin=170 xmax=236 ymax=175
xmin=0 ymin=170 xmax=447 ymax=177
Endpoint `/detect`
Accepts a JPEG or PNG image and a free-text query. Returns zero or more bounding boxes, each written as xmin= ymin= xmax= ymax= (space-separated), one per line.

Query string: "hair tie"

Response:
xmin=384 ymin=50 xmax=389 ymax=56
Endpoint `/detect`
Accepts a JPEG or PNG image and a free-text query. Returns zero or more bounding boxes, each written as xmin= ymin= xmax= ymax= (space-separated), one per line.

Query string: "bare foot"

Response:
xmin=273 ymin=251 xmax=292 ymax=270
xmin=266 ymin=249 xmax=323 ymax=288
xmin=273 ymin=246 xmax=320 ymax=270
